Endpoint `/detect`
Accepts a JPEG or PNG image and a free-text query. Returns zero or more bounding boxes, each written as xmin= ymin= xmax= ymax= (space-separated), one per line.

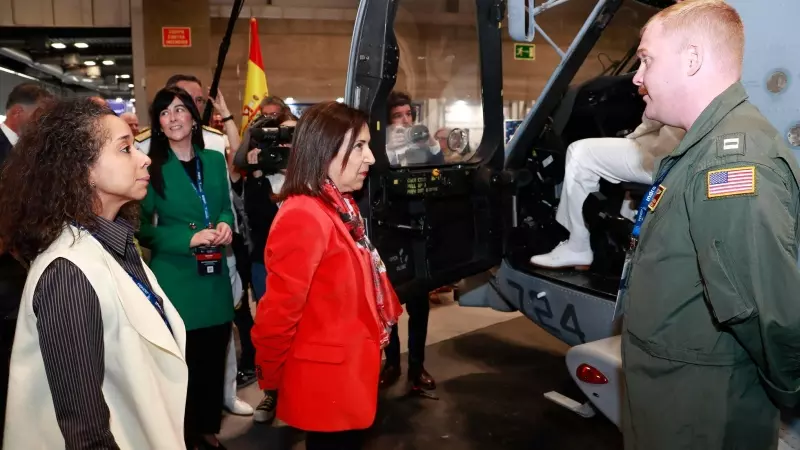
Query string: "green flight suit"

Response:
xmin=620 ymin=82 xmax=800 ymax=450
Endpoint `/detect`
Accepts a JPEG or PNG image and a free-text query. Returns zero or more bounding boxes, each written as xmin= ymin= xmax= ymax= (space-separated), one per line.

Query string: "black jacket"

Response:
xmin=243 ymin=175 xmax=280 ymax=264
xmin=0 ymin=129 xmax=13 ymax=167
xmin=0 ymin=252 xmax=27 ymax=444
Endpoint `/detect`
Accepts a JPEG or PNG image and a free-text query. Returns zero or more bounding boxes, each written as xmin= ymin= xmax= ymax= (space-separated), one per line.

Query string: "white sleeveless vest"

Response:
xmin=3 ymin=225 xmax=189 ymax=450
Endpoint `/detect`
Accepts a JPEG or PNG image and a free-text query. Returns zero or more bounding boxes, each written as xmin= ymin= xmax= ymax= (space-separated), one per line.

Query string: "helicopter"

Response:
xmin=341 ymin=0 xmax=800 ymax=447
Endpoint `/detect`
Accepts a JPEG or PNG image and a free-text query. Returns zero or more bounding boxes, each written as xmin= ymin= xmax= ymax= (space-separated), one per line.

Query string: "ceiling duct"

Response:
xmin=0 ymin=47 xmax=101 ymax=94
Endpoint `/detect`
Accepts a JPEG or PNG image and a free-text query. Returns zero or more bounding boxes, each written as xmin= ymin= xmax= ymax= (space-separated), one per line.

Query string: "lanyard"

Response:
xmin=631 ymin=158 xmax=679 ymax=241
xmin=190 ymin=157 xmax=212 ymax=229
xmin=614 ymin=157 xmax=680 ymax=317
xmin=128 ymin=272 xmax=173 ymax=334
xmin=73 ymin=224 xmax=174 ymax=334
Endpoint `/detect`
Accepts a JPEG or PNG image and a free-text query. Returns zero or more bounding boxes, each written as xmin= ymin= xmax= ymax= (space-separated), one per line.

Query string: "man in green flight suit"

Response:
xmin=620 ymin=1 xmax=800 ymax=449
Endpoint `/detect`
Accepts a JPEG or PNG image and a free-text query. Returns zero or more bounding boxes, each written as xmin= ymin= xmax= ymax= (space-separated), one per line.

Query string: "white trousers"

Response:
xmin=556 ymin=137 xmax=653 ymax=248
xmin=223 ymin=330 xmax=238 ymax=405
xmin=223 ymin=250 xmax=243 ymax=406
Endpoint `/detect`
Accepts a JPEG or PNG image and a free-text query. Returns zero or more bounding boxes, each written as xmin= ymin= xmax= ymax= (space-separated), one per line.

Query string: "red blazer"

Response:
xmin=251 ymin=194 xmax=397 ymax=432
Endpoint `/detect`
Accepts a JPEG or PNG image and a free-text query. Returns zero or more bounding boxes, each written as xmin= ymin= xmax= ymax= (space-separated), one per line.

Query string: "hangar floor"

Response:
xmin=220 ymin=301 xmax=623 ymax=450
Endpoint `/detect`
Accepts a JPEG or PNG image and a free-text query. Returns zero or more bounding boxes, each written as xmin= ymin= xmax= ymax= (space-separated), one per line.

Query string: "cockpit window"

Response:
xmin=501 ymin=1 xmax=654 ymax=141
xmin=386 ymin=1 xmax=483 ymax=167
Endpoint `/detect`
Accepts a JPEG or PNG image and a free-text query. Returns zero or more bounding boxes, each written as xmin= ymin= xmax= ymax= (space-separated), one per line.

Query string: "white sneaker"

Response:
xmin=530 ymin=240 xmax=593 ymax=270
xmin=224 ymin=397 xmax=254 ymax=416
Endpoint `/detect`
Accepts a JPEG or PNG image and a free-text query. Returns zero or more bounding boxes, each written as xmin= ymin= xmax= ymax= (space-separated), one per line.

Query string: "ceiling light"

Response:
xmin=128 ymin=83 xmax=134 ymax=88
xmin=50 ymin=42 xmax=66 ymax=49
xmin=102 ymin=60 xmax=114 ymax=66
xmin=74 ymin=42 xmax=89 ymax=49
xmin=119 ymin=74 xmax=130 ymax=79
xmin=84 ymin=60 xmax=96 ymax=66
xmin=285 ymin=97 xmax=295 ymax=104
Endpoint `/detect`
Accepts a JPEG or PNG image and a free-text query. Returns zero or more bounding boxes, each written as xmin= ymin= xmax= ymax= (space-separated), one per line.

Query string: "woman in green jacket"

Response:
xmin=137 ymin=86 xmax=234 ymax=450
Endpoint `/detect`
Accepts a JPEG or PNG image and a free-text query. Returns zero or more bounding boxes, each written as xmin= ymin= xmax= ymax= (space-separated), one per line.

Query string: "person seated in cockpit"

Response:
xmin=530 ymin=91 xmax=685 ymax=270
xmin=385 ymin=91 xmax=445 ymax=166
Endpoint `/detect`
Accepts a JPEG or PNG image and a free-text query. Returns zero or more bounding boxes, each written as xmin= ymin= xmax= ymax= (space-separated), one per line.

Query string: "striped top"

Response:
xmin=30 ymin=216 xmax=164 ymax=449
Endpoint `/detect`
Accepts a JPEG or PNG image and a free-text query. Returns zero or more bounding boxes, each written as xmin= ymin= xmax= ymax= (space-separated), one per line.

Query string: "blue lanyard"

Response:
xmin=74 ymin=223 xmax=174 ymax=334
xmin=128 ymin=272 xmax=173 ymax=334
xmin=616 ymin=158 xmax=680 ymax=310
xmin=631 ymin=158 xmax=679 ymax=240
xmin=190 ymin=156 xmax=212 ymax=229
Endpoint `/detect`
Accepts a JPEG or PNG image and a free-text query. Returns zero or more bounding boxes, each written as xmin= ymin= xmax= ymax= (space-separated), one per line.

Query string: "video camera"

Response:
xmin=247 ymin=114 xmax=296 ymax=174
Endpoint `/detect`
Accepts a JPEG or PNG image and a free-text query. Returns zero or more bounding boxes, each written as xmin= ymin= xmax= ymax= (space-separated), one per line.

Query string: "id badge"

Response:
xmin=613 ymin=238 xmax=637 ymax=322
xmin=613 ymin=255 xmax=632 ymax=322
xmin=195 ymin=246 xmax=223 ymax=276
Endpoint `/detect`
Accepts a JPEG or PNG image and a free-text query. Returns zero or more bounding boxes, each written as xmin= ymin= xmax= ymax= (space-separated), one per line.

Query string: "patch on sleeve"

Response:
xmin=716 ymin=132 xmax=746 ymax=157
xmin=707 ymin=166 xmax=756 ymax=199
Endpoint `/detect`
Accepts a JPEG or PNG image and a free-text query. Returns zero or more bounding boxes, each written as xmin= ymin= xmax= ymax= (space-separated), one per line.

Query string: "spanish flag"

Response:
xmin=240 ymin=17 xmax=268 ymax=135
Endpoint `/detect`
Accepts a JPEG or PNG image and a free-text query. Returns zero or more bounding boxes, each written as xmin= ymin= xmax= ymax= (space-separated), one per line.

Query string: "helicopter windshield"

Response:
xmin=387 ymin=1 xmax=485 ymax=168
xmin=385 ymin=0 xmax=660 ymax=170
xmin=501 ymin=0 xmax=656 ymax=145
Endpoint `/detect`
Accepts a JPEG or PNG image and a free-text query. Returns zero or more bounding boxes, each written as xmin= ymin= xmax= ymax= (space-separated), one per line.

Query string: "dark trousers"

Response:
xmin=0 ymin=318 xmax=14 ymax=446
xmin=184 ymin=322 xmax=232 ymax=447
xmin=231 ymin=232 xmax=256 ymax=372
xmin=305 ymin=429 xmax=365 ymax=450
xmin=384 ymin=294 xmax=430 ymax=377
xmin=233 ymin=293 xmax=256 ymax=372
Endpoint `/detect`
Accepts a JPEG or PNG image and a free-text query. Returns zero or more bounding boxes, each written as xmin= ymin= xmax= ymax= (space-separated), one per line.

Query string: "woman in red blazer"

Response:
xmin=251 ymin=101 xmax=403 ymax=449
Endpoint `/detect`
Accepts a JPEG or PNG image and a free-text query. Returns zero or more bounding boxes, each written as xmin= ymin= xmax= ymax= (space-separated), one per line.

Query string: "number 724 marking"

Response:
xmin=507 ymin=279 xmax=586 ymax=344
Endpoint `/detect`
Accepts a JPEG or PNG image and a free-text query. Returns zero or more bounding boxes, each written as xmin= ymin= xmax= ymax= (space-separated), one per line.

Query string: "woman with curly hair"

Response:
xmin=136 ymin=86 xmax=235 ymax=450
xmin=0 ymin=98 xmax=188 ymax=449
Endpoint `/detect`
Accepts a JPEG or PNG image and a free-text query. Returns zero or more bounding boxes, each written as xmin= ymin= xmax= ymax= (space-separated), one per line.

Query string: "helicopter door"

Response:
xmin=343 ymin=0 xmax=509 ymax=299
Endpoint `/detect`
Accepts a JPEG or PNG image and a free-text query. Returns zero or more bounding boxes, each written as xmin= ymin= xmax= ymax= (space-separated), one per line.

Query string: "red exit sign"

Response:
xmin=162 ymin=27 xmax=192 ymax=48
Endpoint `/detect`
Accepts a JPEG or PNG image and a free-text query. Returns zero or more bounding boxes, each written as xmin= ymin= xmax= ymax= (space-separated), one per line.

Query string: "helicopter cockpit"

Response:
xmin=344 ymin=0 xmax=665 ymax=315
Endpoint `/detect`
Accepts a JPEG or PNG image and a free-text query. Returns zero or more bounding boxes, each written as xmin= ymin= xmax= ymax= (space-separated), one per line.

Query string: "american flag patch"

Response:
xmin=707 ymin=166 xmax=756 ymax=198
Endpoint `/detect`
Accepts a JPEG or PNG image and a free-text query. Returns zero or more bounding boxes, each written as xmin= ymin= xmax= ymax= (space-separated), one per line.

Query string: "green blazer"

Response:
xmin=137 ymin=147 xmax=235 ymax=331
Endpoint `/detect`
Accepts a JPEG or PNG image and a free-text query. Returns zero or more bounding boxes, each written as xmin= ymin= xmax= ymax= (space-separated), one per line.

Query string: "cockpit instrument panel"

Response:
xmin=385 ymin=167 xmax=474 ymax=198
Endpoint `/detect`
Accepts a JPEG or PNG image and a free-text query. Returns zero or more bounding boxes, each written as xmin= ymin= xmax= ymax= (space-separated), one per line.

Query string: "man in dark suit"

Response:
xmin=0 ymin=81 xmax=53 ymax=442
xmin=0 ymin=83 xmax=52 ymax=165
xmin=380 ymin=91 xmax=438 ymax=394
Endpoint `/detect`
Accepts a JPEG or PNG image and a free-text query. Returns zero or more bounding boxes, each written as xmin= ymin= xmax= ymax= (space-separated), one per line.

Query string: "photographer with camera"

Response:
xmin=233 ymin=96 xmax=291 ymax=172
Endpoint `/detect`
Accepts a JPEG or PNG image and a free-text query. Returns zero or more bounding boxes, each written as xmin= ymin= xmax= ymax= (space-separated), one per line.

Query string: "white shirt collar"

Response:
xmin=0 ymin=123 xmax=18 ymax=146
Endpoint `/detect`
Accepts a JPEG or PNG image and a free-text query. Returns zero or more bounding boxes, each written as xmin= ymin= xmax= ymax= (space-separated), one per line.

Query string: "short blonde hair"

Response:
xmin=643 ymin=0 xmax=744 ymax=68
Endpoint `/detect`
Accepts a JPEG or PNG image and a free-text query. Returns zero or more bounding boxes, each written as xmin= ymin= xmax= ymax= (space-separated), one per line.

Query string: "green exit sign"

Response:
xmin=514 ymin=43 xmax=535 ymax=61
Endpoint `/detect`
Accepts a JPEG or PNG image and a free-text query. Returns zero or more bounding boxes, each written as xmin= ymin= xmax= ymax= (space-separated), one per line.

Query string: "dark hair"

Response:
xmin=278 ymin=101 xmax=368 ymax=201
xmin=148 ymin=86 xmax=206 ymax=198
xmin=165 ymin=74 xmax=202 ymax=88
xmin=259 ymin=96 xmax=291 ymax=115
xmin=387 ymin=90 xmax=413 ymax=118
xmin=0 ymin=98 xmax=134 ymax=262
xmin=5 ymin=82 xmax=53 ymax=110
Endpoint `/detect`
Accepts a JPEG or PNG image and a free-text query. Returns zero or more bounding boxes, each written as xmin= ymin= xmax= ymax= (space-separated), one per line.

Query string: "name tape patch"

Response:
xmin=707 ymin=166 xmax=756 ymax=199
